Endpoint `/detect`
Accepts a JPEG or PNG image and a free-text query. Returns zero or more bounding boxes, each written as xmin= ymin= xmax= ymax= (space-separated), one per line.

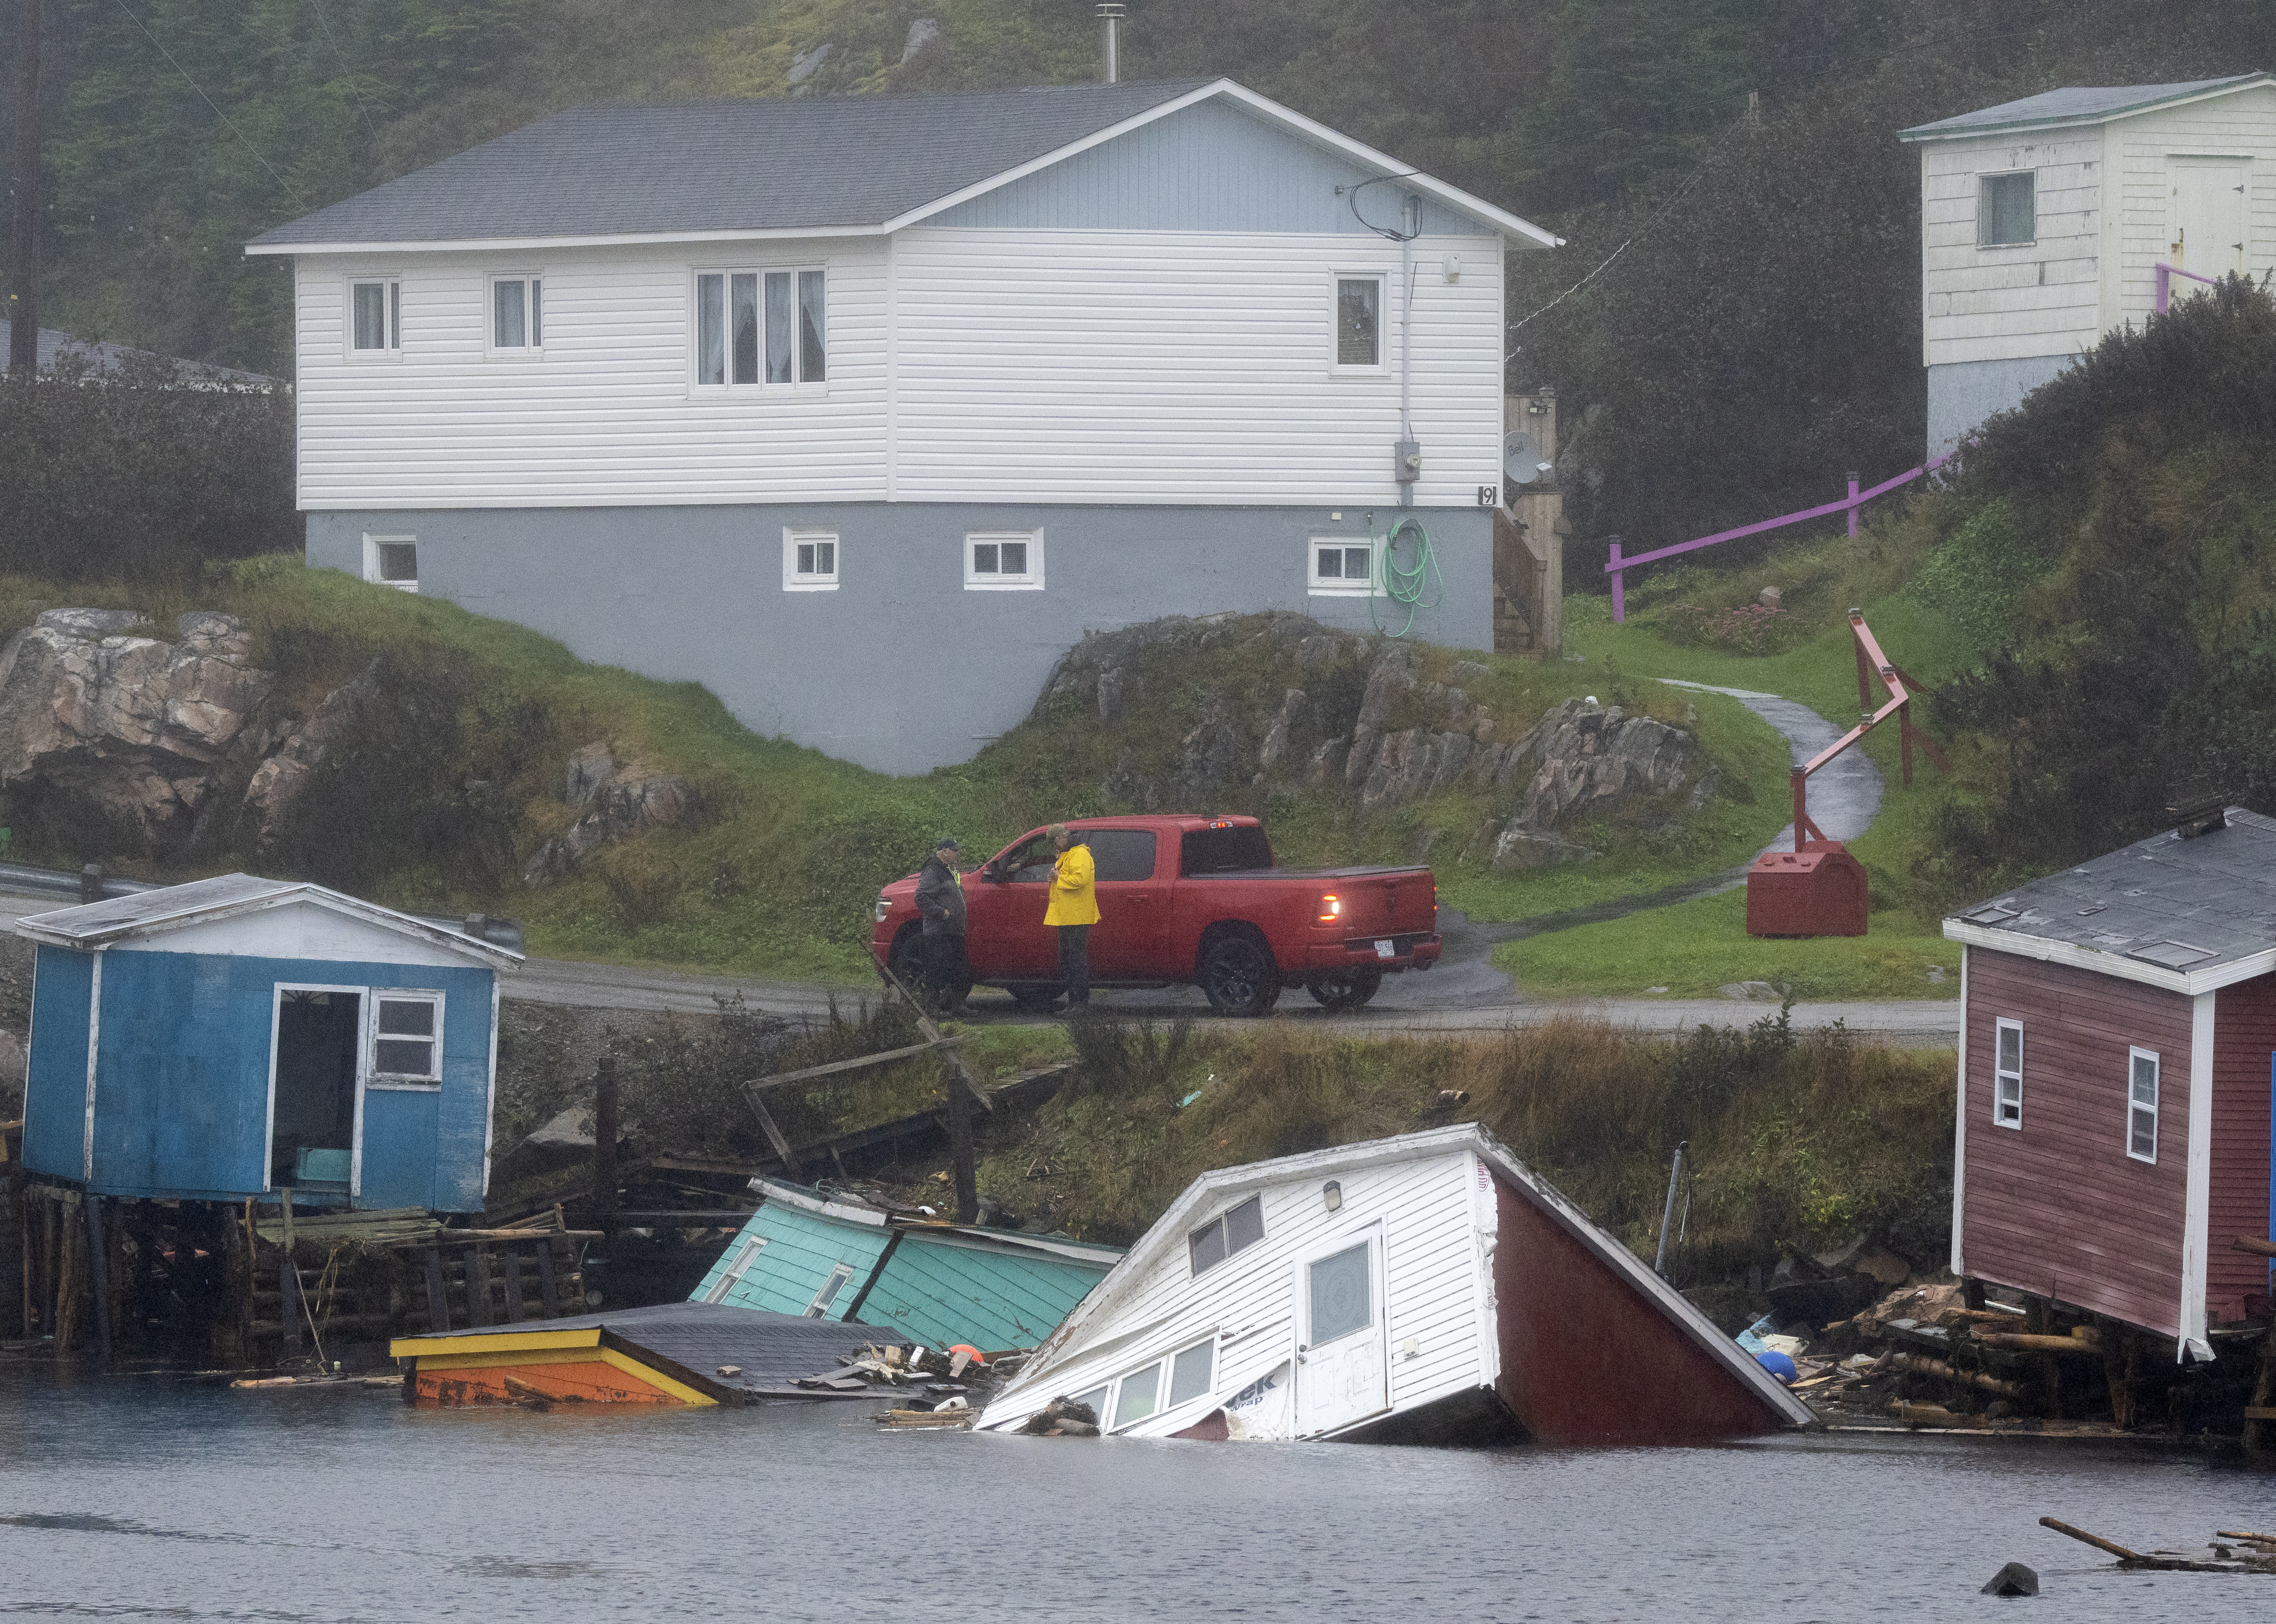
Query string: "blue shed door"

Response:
xmin=359 ymin=1087 xmax=438 ymax=1210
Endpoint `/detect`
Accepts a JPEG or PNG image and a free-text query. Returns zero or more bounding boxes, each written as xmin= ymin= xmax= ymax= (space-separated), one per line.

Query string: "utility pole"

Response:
xmin=10 ymin=0 xmax=42 ymax=378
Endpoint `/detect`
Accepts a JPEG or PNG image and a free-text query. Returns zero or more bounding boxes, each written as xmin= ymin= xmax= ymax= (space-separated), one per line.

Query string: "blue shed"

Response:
xmin=14 ymin=874 xmax=520 ymax=1212
xmin=690 ymin=1178 xmax=1123 ymax=1352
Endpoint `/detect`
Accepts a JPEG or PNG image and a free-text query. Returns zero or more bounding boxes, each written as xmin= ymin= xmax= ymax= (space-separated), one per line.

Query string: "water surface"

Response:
xmin=0 ymin=1364 xmax=2268 ymax=1622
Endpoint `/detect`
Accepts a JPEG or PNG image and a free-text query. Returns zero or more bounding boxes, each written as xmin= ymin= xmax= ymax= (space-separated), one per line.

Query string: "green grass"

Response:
xmin=1495 ymin=888 xmax=1955 ymax=1001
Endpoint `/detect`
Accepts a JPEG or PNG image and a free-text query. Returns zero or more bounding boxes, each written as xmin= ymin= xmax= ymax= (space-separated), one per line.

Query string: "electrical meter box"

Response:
xmin=1745 ymin=842 xmax=1868 ymax=937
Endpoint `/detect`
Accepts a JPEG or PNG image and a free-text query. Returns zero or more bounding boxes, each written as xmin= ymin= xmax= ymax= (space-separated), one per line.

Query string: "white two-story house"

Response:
xmin=1900 ymin=72 xmax=2276 ymax=458
xmin=247 ymin=79 xmax=1557 ymax=774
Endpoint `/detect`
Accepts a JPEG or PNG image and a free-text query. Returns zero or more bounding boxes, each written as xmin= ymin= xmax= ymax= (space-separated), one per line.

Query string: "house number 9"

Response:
xmin=1476 ymin=485 xmax=1498 ymax=507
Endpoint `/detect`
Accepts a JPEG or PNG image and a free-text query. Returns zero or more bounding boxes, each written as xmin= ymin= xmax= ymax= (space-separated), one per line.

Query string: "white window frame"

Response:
xmin=487 ymin=273 xmax=544 ymax=356
xmin=1977 ymin=170 xmax=2036 ymax=248
xmin=965 ymin=529 xmax=1043 ymax=591
xmin=367 ymin=990 xmax=445 ymax=1090
xmin=1307 ymin=535 xmax=1380 ymax=597
xmin=345 ymin=275 xmax=402 ymax=358
xmin=1330 ymin=270 xmax=1387 ymax=374
xmin=1187 ymin=1193 xmax=1266 ymax=1277
xmin=703 ymin=1236 xmax=768 ymax=1304
xmin=1109 ymin=1358 xmax=1165 ymax=1431
xmin=266 ymin=982 xmax=370 ymax=1196
xmin=362 ymin=532 xmax=419 ymax=593
xmin=2126 ymin=1047 xmax=2159 ymax=1164
xmin=690 ymin=265 xmax=827 ymax=390
xmin=805 ymin=1261 xmax=857 ymax=1318
xmin=783 ymin=527 xmax=840 ymax=592
xmin=1992 ymin=1017 xmax=2023 ymax=1129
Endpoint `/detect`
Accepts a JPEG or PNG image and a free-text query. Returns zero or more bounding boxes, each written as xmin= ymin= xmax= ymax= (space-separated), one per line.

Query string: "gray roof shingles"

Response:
xmin=250 ymin=80 xmax=1216 ymax=248
xmin=1900 ymin=74 xmax=2270 ymax=140
xmin=1949 ymin=807 xmax=2276 ymax=975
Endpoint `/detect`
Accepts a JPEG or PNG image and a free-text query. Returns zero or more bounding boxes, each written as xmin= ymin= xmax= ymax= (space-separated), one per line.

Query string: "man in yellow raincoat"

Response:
xmin=1044 ymin=823 xmax=1098 ymax=1011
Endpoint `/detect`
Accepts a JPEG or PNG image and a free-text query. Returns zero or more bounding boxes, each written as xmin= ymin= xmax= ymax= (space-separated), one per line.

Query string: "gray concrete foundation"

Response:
xmin=306 ymin=503 xmax=1493 ymax=775
xmin=1927 ymin=355 xmax=2078 ymax=458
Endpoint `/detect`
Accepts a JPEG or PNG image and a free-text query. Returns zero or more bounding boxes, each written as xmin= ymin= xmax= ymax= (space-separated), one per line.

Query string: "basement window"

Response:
xmin=805 ymin=1262 xmax=857 ymax=1318
xmin=348 ymin=278 xmax=400 ymax=354
xmin=1978 ymin=172 xmax=2035 ymax=247
xmin=703 ymin=1236 xmax=767 ymax=1304
xmin=783 ymin=528 xmax=839 ymax=592
xmin=1112 ymin=1360 xmax=1162 ymax=1429
xmin=1166 ymin=1337 xmax=1215 ymax=1408
xmin=1308 ymin=537 xmax=1378 ymax=596
xmin=361 ymin=534 xmax=418 ymax=593
xmin=965 ymin=530 xmax=1043 ymax=591
xmin=490 ymin=275 xmax=542 ymax=352
xmin=369 ymin=993 xmax=442 ymax=1086
xmin=1188 ymin=1194 xmax=1265 ymax=1276
xmin=2127 ymin=1048 xmax=2159 ymax=1163
xmin=1993 ymin=1017 xmax=2022 ymax=1129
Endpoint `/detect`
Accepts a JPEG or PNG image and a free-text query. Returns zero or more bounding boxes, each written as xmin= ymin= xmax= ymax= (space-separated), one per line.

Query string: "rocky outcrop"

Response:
xmin=522 ymin=743 xmax=694 ymax=882
xmin=0 ymin=609 xmax=274 ymax=856
xmin=1033 ymin=614 xmax=1718 ymax=869
xmin=239 ymin=659 xmax=383 ymax=851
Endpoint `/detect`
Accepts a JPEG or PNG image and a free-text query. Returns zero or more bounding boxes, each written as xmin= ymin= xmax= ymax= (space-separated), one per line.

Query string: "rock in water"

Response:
xmin=1979 ymin=1562 xmax=2038 ymax=1597
xmin=0 ymin=609 xmax=273 ymax=857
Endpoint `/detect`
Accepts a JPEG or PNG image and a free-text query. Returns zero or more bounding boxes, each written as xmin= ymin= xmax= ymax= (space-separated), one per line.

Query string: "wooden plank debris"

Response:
xmin=743 ymin=1038 xmax=965 ymax=1092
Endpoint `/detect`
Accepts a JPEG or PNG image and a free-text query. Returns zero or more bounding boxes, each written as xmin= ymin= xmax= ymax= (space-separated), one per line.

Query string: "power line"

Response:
xmin=109 ymin=0 xmax=309 ymax=210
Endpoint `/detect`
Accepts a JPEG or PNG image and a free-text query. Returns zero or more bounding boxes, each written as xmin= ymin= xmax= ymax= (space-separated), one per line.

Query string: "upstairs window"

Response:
xmin=1993 ymin=1018 xmax=2022 ymax=1128
xmin=966 ymin=530 xmax=1042 ymax=590
xmin=1334 ymin=275 xmax=1382 ymax=368
xmin=491 ymin=275 xmax=542 ymax=352
xmin=2127 ymin=1048 xmax=2159 ymax=1163
xmin=349 ymin=279 xmax=400 ymax=354
xmin=370 ymin=993 xmax=442 ymax=1084
xmin=695 ymin=268 xmax=826 ymax=387
xmin=1188 ymin=1194 xmax=1265 ymax=1276
xmin=1979 ymin=172 xmax=2035 ymax=246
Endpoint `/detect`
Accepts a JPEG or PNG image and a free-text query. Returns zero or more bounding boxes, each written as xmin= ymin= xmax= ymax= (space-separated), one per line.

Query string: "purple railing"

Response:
xmin=2154 ymin=261 xmax=2219 ymax=313
xmin=1606 ymin=456 xmax=1951 ymax=621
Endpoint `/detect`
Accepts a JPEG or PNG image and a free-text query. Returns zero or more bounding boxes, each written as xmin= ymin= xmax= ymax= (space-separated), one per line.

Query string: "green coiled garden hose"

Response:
xmin=1370 ymin=515 xmax=1442 ymax=637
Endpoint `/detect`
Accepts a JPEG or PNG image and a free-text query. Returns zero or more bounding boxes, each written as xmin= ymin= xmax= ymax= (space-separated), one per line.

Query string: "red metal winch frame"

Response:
xmin=1746 ymin=610 xmax=1946 ymax=939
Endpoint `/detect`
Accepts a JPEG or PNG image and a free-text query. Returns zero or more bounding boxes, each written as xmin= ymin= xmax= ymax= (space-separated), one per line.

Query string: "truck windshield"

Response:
xmin=1181 ymin=826 xmax=1273 ymax=875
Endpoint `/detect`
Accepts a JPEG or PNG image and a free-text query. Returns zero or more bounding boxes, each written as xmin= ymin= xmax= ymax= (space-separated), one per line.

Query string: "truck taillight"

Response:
xmin=1318 ymin=893 xmax=1341 ymax=924
xmin=1433 ymin=884 xmax=1439 ymax=914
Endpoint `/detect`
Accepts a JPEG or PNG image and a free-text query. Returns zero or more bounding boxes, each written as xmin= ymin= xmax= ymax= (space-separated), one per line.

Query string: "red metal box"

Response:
xmin=1745 ymin=842 xmax=1868 ymax=937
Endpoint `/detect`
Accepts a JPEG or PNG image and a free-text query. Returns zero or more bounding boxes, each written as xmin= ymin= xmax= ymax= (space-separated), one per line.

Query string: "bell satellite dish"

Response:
xmin=1503 ymin=430 xmax=1550 ymax=487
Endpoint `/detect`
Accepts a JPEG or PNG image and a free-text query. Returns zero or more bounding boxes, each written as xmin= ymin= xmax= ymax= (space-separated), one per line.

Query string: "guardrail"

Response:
xmin=2154 ymin=260 xmax=2220 ymax=313
xmin=1606 ymin=457 xmax=1952 ymax=621
xmin=0 ymin=858 xmax=524 ymax=951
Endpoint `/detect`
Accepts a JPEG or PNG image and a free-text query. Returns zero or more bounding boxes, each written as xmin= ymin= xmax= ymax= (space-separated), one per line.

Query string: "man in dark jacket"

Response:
xmin=914 ymin=837 xmax=969 ymax=1012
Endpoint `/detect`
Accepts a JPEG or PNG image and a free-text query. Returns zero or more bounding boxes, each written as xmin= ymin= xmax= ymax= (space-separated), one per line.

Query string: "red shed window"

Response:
xmin=1993 ymin=1019 xmax=2023 ymax=1128
xmin=2126 ymin=1049 xmax=2159 ymax=1163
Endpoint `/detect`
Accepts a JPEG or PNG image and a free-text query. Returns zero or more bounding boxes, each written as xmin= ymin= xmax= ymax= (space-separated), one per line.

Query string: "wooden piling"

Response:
xmin=2246 ymin=1320 xmax=2276 ymax=1457
xmin=593 ymin=1056 xmax=620 ymax=1238
xmin=83 ymin=1195 xmax=111 ymax=1365
xmin=946 ymin=1055 xmax=977 ymax=1225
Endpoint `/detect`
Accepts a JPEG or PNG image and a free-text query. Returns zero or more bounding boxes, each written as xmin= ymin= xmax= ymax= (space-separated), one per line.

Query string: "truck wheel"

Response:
xmin=888 ymin=928 xmax=926 ymax=989
xmin=1199 ymin=931 xmax=1281 ymax=1018
xmin=1010 ymin=985 xmax=1062 ymax=1015
xmin=1308 ymin=968 xmax=1383 ymax=1011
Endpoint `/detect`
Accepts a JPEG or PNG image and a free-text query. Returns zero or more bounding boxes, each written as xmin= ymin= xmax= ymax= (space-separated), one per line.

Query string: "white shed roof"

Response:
xmin=1899 ymin=74 xmax=2274 ymax=142
xmin=13 ymin=874 xmax=522 ymax=969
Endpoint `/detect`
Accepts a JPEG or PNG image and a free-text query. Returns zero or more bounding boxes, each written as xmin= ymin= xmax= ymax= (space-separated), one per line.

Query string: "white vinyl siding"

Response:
xmin=890 ymin=228 xmax=1503 ymax=508
xmin=989 ymin=1150 xmax=1486 ymax=1438
xmin=294 ymin=238 xmax=890 ymax=509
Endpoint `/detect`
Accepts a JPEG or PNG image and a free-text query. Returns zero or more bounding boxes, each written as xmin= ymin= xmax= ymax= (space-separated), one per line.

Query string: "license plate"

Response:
xmin=1374 ymin=939 xmax=1396 ymax=959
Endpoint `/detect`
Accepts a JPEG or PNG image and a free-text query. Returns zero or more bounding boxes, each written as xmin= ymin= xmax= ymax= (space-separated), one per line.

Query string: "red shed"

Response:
xmin=1943 ymin=807 xmax=2276 ymax=1360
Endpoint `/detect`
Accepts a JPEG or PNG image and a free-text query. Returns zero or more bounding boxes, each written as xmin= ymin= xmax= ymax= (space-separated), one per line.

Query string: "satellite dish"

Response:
xmin=1503 ymin=430 xmax=1548 ymax=487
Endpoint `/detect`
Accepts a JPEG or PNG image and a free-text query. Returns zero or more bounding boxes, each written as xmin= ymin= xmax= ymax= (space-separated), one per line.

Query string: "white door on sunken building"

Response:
xmin=2167 ymin=158 xmax=2249 ymax=292
xmin=1293 ymin=1226 xmax=1389 ymax=1436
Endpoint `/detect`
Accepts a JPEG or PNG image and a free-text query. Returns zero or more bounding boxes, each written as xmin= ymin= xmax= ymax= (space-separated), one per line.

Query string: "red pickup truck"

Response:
xmin=871 ymin=815 xmax=1440 ymax=1016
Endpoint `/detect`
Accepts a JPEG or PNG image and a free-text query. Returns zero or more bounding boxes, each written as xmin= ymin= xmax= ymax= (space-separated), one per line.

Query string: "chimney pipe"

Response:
xmin=1097 ymin=3 xmax=1125 ymax=84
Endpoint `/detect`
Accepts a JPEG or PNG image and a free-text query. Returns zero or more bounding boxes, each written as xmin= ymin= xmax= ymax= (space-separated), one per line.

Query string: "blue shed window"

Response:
xmin=372 ymin=993 xmax=442 ymax=1083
